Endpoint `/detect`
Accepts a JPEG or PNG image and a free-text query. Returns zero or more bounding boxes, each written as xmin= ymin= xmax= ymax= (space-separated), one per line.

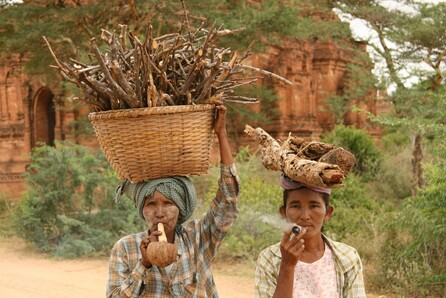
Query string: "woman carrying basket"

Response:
xmin=106 ymin=101 xmax=240 ymax=297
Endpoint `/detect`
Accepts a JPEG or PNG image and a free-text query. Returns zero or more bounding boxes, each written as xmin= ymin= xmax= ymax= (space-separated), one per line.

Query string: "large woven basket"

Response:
xmin=88 ymin=104 xmax=215 ymax=183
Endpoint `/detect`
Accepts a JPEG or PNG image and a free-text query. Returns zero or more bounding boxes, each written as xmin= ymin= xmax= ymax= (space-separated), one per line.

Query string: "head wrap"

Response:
xmin=279 ymin=173 xmax=331 ymax=195
xmin=114 ymin=176 xmax=197 ymax=225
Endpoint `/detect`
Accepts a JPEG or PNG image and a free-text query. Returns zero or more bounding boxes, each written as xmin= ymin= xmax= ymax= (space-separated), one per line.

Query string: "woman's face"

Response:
xmin=142 ymin=190 xmax=180 ymax=237
xmin=280 ymin=188 xmax=333 ymax=239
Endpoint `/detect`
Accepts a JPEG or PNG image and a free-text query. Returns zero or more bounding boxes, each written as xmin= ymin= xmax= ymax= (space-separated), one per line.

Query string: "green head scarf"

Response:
xmin=114 ymin=176 xmax=197 ymax=225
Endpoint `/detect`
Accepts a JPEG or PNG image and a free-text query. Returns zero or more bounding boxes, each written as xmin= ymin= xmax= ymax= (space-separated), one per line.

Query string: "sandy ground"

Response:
xmin=0 ymin=237 xmax=254 ymax=298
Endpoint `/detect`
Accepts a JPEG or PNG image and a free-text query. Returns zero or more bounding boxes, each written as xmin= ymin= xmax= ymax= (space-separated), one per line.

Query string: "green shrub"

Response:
xmin=371 ymin=148 xmax=412 ymax=202
xmin=13 ymin=141 xmax=145 ymax=257
xmin=325 ymin=174 xmax=381 ymax=240
xmin=369 ymin=130 xmax=412 ymax=202
xmin=379 ymin=130 xmax=411 ymax=153
xmin=0 ymin=193 xmax=15 ymax=237
xmin=377 ymin=161 xmax=446 ymax=297
xmin=218 ymin=205 xmax=281 ymax=261
xmin=322 ymin=125 xmax=382 ymax=180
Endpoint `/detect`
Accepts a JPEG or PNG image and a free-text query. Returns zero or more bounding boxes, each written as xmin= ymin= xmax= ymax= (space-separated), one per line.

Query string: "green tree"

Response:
xmin=331 ymin=0 xmax=446 ymax=195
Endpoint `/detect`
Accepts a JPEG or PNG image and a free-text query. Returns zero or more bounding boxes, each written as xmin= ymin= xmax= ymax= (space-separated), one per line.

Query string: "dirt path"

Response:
xmin=0 ymin=237 xmax=253 ymax=298
xmin=0 ymin=237 xmax=387 ymax=298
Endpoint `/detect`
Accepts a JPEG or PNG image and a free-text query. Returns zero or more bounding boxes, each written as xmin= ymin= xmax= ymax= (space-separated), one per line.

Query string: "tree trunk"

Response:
xmin=411 ymin=133 xmax=425 ymax=196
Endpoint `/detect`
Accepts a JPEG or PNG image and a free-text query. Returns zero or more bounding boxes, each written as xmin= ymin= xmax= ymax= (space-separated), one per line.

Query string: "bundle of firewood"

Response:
xmin=44 ymin=22 xmax=292 ymax=112
xmin=244 ymin=125 xmax=356 ymax=188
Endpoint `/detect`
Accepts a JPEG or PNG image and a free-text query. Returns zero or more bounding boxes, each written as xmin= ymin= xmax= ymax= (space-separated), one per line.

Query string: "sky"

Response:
xmin=335 ymin=0 xmax=446 ymax=92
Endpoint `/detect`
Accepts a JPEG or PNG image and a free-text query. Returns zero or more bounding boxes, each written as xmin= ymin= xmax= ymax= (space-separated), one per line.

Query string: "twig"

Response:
xmin=238 ymin=64 xmax=293 ymax=85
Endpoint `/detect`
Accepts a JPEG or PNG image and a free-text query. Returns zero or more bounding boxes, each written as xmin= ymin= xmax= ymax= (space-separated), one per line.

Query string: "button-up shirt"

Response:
xmin=255 ymin=235 xmax=366 ymax=298
xmin=107 ymin=163 xmax=240 ymax=298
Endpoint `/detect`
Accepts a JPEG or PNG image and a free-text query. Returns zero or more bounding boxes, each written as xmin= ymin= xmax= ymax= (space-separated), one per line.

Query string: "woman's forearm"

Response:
xmin=216 ymin=130 xmax=233 ymax=166
xmin=272 ymin=264 xmax=294 ymax=298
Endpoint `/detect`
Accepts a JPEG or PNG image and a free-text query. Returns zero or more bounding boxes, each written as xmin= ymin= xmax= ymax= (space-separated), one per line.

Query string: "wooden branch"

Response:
xmin=214 ymin=51 xmax=237 ymax=87
xmin=119 ymin=24 xmax=128 ymax=52
xmin=224 ymin=96 xmax=258 ymax=103
xmin=133 ymin=43 xmax=143 ymax=105
xmin=238 ymin=64 xmax=293 ymax=85
xmin=42 ymin=36 xmax=68 ymax=73
xmin=46 ymin=22 xmax=293 ymax=111
xmin=195 ymin=53 xmax=223 ymax=103
xmin=109 ymin=60 xmax=139 ymax=107
xmin=89 ymin=38 xmax=131 ymax=107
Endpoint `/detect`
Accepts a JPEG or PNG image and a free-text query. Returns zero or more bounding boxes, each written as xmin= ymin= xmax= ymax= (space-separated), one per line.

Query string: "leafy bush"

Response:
xmin=322 ymin=125 xmax=382 ymax=180
xmin=377 ymin=160 xmax=446 ymax=297
xmin=379 ymin=130 xmax=411 ymax=153
xmin=368 ymin=130 xmax=412 ymax=202
xmin=13 ymin=141 xmax=145 ymax=258
xmin=325 ymin=174 xmax=381 ymax=240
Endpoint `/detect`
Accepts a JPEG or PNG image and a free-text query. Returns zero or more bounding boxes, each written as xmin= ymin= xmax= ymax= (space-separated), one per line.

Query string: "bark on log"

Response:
xmin=244 ymin=125 xmax=356 ymax=188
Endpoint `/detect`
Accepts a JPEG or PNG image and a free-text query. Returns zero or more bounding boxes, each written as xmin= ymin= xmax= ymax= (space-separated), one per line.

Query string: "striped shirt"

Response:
xmin=107 ymin=163 xmax=240 ymax=298
xmin=255 ymin=235 xmax=366 ymax=298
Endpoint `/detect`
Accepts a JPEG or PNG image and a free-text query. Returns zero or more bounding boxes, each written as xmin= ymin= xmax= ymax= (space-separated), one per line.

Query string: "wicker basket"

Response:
xmin=88 ymin=104 xmax=215 ymax=183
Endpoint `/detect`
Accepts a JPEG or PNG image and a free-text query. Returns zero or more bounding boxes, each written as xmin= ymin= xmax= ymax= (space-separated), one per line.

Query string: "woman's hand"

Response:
xmin=272 ymin=227 xmax=307 ymax=298
xmin=279 ymin=227 xmax=307 ymax=269
xmin=213 ymin=100 xmax=227 ymax=136
xmin=211 ymin=100 xmax=233 ymax=165
xmin=139 ymin=230 xmax=162 ymax=268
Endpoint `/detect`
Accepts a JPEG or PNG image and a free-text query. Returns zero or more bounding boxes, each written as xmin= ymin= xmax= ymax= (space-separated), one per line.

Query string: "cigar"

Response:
xmin=292 ymin=225 xmax=301 ymax=234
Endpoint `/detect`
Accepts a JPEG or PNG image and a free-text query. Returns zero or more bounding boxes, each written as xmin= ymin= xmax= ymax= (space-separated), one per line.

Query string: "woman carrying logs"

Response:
xmin=106 ymin=101 xmax=240 ymax=297
xmin=254 ymin=174 xmax=366 ymax=298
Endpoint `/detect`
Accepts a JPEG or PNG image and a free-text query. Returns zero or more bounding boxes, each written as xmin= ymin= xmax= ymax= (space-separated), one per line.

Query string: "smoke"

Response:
xmin=259 ymin=214 xmax=299 ymax=233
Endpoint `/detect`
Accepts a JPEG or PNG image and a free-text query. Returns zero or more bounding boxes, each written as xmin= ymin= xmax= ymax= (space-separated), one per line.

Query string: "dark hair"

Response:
xmin=282 ymin=189 xmax=330 ymax=210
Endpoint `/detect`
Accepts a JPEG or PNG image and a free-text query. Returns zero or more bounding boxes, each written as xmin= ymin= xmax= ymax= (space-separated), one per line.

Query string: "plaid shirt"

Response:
xmin=107 ymin=164 xmax=240 ymax=298
xmin=255 ymin=235 xmax=366 ymax=298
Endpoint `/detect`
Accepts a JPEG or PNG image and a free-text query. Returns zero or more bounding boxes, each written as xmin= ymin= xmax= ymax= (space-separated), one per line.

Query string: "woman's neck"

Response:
xmin=304 ymin=234 xmax=325 ymax=252
xmin=300 ymin=235 xmax=325 ymax=263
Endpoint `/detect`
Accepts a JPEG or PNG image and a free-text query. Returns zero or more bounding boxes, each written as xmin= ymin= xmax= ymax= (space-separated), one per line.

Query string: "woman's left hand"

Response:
xmin=213 ymin=100 xmax=227 ymax=135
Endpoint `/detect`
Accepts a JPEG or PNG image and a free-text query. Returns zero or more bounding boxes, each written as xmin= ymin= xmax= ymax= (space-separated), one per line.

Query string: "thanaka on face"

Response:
xmin=280 ymin=188 xmax=333 ymax=239
xmin=142 ymin=190 xmax=180 ymax=241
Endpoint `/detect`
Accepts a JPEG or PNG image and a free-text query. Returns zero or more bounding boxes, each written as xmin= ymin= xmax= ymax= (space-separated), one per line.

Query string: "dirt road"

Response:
xmin=0 ymin=237 xmax=254 ymax=298
xmin=0 ymin=237 xmax=387 ymax=298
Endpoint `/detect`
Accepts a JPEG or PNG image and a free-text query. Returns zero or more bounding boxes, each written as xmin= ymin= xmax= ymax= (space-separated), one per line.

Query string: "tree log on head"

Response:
xmin=244 ymin=125 xmax=356 ymax=188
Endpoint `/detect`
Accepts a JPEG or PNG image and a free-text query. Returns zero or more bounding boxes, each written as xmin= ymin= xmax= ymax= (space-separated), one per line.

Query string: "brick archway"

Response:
xmin=32 ymin=87 xmax=56 ymax=147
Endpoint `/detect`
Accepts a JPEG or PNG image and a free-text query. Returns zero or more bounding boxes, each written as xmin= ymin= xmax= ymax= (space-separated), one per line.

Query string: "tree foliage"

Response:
xmin=331 ymin=0 xmax=446 ymax=158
